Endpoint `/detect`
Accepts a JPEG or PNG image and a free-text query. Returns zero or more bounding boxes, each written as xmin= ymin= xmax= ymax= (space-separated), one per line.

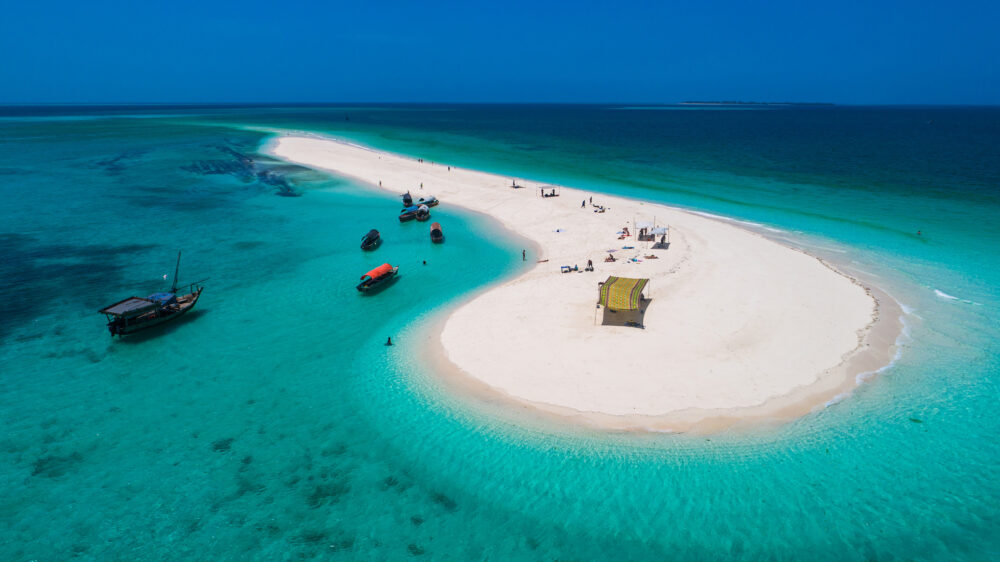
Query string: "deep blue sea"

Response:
xmin=1 ymin=105 xmax=998 ymax=560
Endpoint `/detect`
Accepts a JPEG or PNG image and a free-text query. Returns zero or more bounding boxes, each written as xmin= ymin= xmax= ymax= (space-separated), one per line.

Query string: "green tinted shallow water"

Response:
xmin=1 ymin=106 xmax=998 ymax=560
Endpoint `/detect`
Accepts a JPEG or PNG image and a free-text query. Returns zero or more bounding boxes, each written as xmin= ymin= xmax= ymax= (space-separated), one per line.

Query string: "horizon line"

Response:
xmin=2 ymin=101 xmax=1000 ymax=108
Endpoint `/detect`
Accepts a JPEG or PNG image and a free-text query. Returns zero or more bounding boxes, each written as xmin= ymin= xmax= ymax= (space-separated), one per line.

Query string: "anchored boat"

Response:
xmin=416 ymin=195 xmax=438 ymax=207
xmin=356 ymin=263 xmax=399 ymax=293
xmin=415 ymin=204 xmax=430 ymax=222
xmin=399 ymin=205 xmax=419 ymax=222
xmin=402 ymin=191 xmax=413 ymax=207
xmin=99 ymin=252 xmax=204 ymax=337
xmin=360 ymin=229 xmax=381 ymax=250
xmin=430 ymin=222 xmax=444 ymax=243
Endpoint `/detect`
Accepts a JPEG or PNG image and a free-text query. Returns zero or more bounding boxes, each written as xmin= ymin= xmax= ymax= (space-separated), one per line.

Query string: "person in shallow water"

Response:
xmin=386 ymin=337 xmax=393 ymax=346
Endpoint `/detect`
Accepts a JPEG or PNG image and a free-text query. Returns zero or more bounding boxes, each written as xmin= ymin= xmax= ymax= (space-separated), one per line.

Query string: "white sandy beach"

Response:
xmin=269 ymin=134 xmax=900 ymax=431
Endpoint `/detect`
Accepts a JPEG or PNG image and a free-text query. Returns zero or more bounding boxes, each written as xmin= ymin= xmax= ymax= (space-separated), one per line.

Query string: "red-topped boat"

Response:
xmin=356 ymin=263 xmax=398 ymax=292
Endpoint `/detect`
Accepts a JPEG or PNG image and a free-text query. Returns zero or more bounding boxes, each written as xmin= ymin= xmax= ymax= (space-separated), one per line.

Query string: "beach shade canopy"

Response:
xmin=635 ymin=221 xmax=655 ymax=229
xmin=650 ymin=226 xmax=669 ymax=235
xmin=598 ymin=276 xmax=649 ymax=311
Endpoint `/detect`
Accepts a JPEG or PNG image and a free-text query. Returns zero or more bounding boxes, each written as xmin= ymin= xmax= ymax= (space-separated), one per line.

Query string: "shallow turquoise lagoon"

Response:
xmin=1 ymin=106 xmax=997 ymax=560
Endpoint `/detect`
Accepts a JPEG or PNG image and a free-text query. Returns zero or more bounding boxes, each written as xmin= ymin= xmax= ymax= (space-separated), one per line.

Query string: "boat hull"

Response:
xmin=356 ymin=272 xmax=398 ymax=293
xmin=356 ymin=266 xmax=399 ymax=293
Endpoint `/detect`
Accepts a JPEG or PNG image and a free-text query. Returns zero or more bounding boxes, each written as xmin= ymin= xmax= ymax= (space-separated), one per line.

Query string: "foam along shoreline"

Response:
xmin=267 ymin=133 xmax=902 ymax=432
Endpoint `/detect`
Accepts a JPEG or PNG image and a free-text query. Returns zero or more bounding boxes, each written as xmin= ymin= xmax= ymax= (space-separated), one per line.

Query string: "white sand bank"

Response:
xmin=268 ymin=133 xmax=901 ymax=432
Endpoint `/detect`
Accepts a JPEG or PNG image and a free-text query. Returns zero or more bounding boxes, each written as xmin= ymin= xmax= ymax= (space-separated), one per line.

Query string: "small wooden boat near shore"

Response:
xmin=415 ymin=204 xmax=430 ymax=222
xmin=399 ymin=205 xmax=419 ymax=222
xmin=416 ymin=195 xmax=438 ymax=207
xmin=360 ymin=229 xmax=381 ymax=250
xmin=99 ymin=252 xmax=204 ymax=337
xmin=357 ymin=263 xmax=399 ymax=292
xmin=430 ymin=222 xmax=444 ymax=243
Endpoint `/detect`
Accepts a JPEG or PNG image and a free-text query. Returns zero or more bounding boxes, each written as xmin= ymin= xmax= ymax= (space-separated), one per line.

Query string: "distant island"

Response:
xmin=680 ymin=101 xmax=835 ymax=106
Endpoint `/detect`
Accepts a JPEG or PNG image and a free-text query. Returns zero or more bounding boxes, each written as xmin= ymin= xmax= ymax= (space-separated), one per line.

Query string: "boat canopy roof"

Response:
xmin=100 ymin=297 xmax=157 ymax=318
xmin=364 ymin=229 xmax=379 ymax=238
xmin=401 ymin=205 xmax=419 ymax=213
xmin=362 ymin=263 xmax=394 ymax=280
xmin=430 ymin=222 xmax=442 ymax=231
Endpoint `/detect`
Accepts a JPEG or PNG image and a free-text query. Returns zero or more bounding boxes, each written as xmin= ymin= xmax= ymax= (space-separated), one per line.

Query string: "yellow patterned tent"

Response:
xmin=598 ymin=276 xmax=649 ymax=311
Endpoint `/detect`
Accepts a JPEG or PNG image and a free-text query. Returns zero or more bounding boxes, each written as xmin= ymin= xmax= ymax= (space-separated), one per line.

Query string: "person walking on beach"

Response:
xmin=522 ymin=249 xmax=526 ymax=261
xmin=582 ymin=200 xmax=586 ymax=208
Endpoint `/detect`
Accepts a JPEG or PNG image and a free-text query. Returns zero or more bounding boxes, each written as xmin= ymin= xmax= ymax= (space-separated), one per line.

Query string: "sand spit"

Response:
xmin=268 ymin=133 xmax=900 ymax=432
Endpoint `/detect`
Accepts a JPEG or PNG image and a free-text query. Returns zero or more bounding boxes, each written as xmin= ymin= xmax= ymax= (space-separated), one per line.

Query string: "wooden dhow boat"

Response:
xmin=99 ymin=252 xmax=204 ymax=337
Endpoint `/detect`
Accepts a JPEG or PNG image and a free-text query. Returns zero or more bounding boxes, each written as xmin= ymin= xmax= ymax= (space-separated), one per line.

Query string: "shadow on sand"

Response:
xmin=599 ymin=298 xmax=651 ymax=328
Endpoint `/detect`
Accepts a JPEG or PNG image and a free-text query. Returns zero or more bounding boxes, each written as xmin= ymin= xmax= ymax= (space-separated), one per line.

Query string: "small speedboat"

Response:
xmin=357 ymin=263 xmax=398 ymax=292
xmin=360 ymin=229 xmax=381 ymax=251
xmin=430 ymin=222 xmax=444 ymax=243
xmin=415 ymin=195 xmax=438 ymax=207
xmin=415 ymin=205 xmax=430 ymax=222
xmin=399 ymin=205 xmax=419 ymax=222
xmin=402 ymin=191 xmax=413 ymax=207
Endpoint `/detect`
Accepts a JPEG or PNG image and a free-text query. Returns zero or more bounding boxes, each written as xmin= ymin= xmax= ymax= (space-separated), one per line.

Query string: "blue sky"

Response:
xmin=1 ymin=0 xmax=997 ymax=104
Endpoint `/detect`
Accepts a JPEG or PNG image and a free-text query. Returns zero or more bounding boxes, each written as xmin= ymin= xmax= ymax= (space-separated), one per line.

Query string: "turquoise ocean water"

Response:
xmin=1 ymin=105 xmax=997 ymax=560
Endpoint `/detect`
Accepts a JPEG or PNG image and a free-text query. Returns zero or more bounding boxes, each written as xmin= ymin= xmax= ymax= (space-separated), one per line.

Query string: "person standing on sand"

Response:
xmin=522 ymin=250 xmax=526 ymax=261
xmin=582 ymin=200 xmax=586 ymax=208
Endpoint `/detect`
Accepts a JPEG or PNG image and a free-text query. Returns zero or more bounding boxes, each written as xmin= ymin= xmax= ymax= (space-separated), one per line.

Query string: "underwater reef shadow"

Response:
xmin=0 ymin=233 xmax=160 ymax=343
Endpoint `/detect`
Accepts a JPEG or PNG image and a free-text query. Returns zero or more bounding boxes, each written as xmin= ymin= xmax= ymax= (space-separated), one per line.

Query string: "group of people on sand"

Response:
xmin=562 ymin=260 xmax=595 ymax=273
xmin=580 ymin=196 xmax=607 ymax=213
